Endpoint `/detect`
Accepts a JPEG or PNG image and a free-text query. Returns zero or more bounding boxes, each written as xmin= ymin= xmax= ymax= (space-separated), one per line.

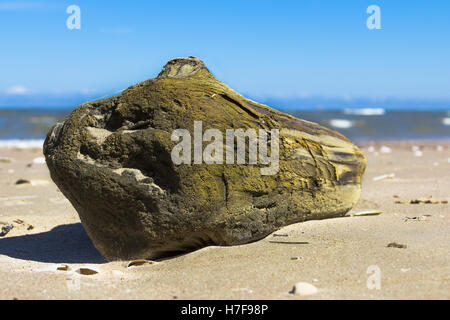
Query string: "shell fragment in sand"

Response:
xmin=291 ymin=282 xmax=318 ymax=296
xmin=31 ymin=180 xmax=50 ymax=186
xmin=404 ymin=215 xmax=431 ymax=222
xmin=373 ymin=173 xmax=395 ymax=182
xmin=8 ymin=219 xmax=34 ymax=231
xmin=380 ymin=146 xmax=392 ymax=154
xmin=349 ymin=210 xmax=382 ymax=217
xmin=272 ymin=233 xmax=289 ymax=237
xmin=32 ymin=157 xmax=46 ymax=164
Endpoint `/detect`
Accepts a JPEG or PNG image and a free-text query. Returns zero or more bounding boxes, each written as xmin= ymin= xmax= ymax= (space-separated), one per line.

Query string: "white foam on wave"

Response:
xmin=343 ymin=108 xmax=385 ymax=116
xmin=328 ymin=119 xmax=354 ymax=129
xmin=442 ymin=117 xmax=450 ymax=126
xmin=0 ymin=139 xmax=44 ymax=149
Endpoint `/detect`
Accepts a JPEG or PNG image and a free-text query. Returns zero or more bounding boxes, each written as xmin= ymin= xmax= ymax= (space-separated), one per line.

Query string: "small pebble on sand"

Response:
xmin=396 ymin=198 xmax=444 ymax=204
xmin=34 ymin=264 xmax=71 ymax=273
xmin=15 ymin=179 xmax=30 ymax=185
xmin=0 ymin=224 xmax=14 ymax=237
xmin=56 ymin=265 xmax=71 ymax=271
xmin=127 ymin=259 xmax=156 ymax=267
xmin=15 ymin=179 xmax=50 ymax=186
xmin=75 ymin=267 xmax=100 ymax=275
xmin=404 ymin=215 xmax=431 ymax=222
xmin=387 ymin=242 xmax=407 ymax=249
xmin=291 ymin=282 xmax=318 ymax=296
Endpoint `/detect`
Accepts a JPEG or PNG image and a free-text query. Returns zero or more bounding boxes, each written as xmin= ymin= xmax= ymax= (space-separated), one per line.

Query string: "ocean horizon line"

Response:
xmin=0 ymin=106 xmax=449 ymax=111
xmin=1 ymin=108 xmax=449 ymax=144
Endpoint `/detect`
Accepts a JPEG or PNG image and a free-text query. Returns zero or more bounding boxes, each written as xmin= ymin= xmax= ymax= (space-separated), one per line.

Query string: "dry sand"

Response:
xmin=0 ymin=141 xmax=449 ymax=300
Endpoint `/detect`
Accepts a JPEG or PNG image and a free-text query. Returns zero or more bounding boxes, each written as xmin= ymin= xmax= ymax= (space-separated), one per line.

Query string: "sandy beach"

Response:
xmin=0 ymin=140 xmax=449 ymax=300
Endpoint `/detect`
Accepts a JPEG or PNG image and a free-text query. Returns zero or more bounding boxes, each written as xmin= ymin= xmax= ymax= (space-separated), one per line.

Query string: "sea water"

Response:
xmin=0 ymin=108 xmax=449 ymax=147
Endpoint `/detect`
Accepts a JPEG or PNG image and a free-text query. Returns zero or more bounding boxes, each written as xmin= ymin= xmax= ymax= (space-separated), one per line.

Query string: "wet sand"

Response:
xmin=0 ymin=141 xmax=449 ymax=300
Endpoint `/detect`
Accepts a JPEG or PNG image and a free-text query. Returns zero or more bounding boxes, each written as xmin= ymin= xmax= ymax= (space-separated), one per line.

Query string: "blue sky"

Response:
xmin=0 ymin=0 xmax=449 ymax=108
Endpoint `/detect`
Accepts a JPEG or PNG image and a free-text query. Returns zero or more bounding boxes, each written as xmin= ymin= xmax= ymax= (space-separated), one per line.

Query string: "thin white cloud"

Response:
xmin=0 ymin=2 xmax=47 ymax=11
xmin=6 ymin=86 xmax=29 ymax=95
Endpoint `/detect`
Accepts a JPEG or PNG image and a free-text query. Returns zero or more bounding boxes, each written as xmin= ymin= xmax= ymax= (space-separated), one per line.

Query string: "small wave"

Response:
xmin=442 ymin=117 xmax=450 ymax=126
xmin=0 ymin=139 xmax=44 ymax=149
xmin=343 ymin=108 xmax=385 ymax=116
xmin=328 ymin=119 xmax=354 ymax=129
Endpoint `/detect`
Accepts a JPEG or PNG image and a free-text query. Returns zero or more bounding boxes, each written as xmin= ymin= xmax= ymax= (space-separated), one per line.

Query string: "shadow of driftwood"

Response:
xmin=0 ymin=223 xmax=106 ymax=264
